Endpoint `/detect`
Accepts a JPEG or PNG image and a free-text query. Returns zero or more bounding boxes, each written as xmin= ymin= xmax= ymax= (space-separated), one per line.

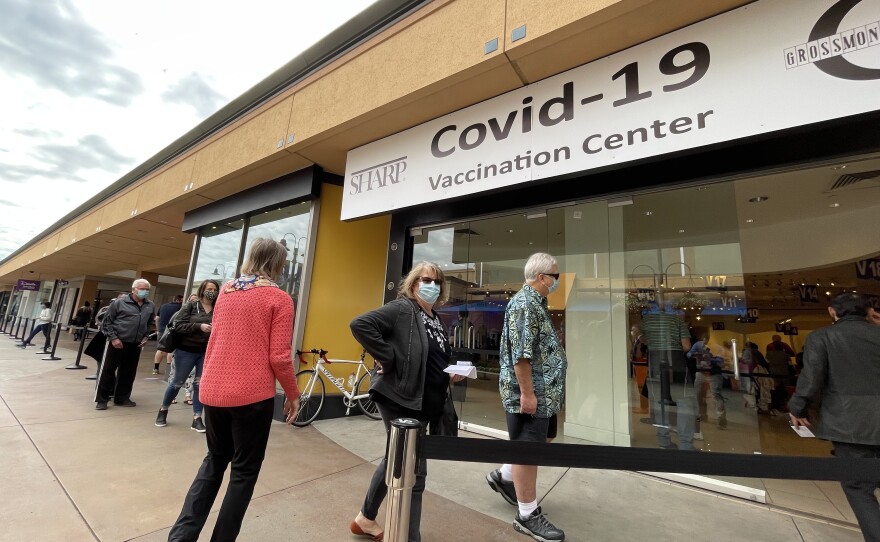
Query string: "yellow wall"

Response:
xmin=300 ymin=184 xmax=391 ymax=384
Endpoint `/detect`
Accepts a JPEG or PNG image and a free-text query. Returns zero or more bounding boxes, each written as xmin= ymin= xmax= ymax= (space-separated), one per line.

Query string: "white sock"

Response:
xmin=518 ymin=499 xmax=538 ymax=518
xmin=500 ymin=464 xmax=513 ymax=482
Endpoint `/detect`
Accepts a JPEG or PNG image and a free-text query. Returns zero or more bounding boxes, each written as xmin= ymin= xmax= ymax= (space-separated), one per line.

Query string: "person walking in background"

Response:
xmin=790 ymin=293 xmax=880 ymax=542
xmin=95 ymin=282 xmax=155 ymax=410
xmin=155 ymin=281 xmax=218 ymax=433
xmin=349 ymin=260 xmax=461 ymax=542
xmin=154 ymin=294 xmax=183 ymax=375
xmin=17 ymin=301 xmax=52 ymax=350
xmin=168 ymin=239 xmax=299 ymax=542
xmin=73 ymin=301 xmax=92 ymax=341
xmin=490 ymin=253 xmax=567 ymax=542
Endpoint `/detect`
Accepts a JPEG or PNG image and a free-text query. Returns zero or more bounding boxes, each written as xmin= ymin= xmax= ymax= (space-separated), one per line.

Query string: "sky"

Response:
xmin=0 ymin=0 xmax=377 ymax=261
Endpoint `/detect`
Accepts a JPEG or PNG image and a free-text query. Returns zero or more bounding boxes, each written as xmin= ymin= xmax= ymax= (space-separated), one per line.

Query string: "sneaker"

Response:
xmin=486 ymin=469 xmax=518 ymax=506
xmin=114 ymin=400 xmax=137 ymax=407
xmin=513 ymin=507 xmax=565 ymax=541
xmin=155 ymin=409 xmax=168 ymax=427
xmin=95 ymin=402 xmax=108 ymax=410
xmin=693 ymin=431 xmax=704 ymax=441
xmin=191 ymin=417 xmax=206 ymax=433
xmin=151 ymin=369 xmax=160 ymax=375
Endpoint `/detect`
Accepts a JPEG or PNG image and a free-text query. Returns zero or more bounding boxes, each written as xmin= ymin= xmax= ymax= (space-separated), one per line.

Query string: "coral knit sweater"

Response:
xmin=199 ymin=281 xmax=299 ymax=407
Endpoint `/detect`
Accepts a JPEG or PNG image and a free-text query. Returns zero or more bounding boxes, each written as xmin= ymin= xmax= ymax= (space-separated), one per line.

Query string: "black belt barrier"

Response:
xmin=421 ymin=435 xmax=880 ymax=482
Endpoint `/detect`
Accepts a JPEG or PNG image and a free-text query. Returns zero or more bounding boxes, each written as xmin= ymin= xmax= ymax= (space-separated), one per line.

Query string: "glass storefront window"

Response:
xmin=191 ymin=219 xmax=246 ymax=290
xmin=407 ymin=153 xmax=880 ymax=517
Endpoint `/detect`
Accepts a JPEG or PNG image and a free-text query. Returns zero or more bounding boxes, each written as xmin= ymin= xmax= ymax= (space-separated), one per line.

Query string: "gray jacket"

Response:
xmin=789 ymin=315 xmax=880 ymax=445
xmin=101 ymin=295 xmax=155 ymax=344
xmin=350 ymin=297 xmax=430 ymax=411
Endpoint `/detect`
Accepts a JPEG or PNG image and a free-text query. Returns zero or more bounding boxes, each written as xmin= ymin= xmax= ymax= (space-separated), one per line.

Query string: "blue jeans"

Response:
xmin=162 ymin=350 xmax=204 ymax=415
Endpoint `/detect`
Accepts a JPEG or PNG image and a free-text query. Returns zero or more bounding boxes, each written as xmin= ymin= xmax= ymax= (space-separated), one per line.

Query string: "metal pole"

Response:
xmin=41 ymin=323 xmax=63 ymax=360
xmin=384 ymin=418 xmax=421 ymax=542
xmin=11 ymin=317 xmax=24 ymax=339
xmin=66 ymin=328 xmax=89 ymax=370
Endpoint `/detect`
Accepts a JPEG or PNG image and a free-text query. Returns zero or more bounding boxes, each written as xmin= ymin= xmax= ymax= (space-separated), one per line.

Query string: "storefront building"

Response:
xmin=0 ymin=0 xmax=877 ymax=520
xmin=344 ymin=0 xmax=880 ymax=502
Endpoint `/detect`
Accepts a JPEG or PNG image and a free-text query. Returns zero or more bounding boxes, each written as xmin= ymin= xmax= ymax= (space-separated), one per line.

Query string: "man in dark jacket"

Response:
xmin=95 ymin=279 xmax=156 ymax=410
xmin=790 ymin=293 xmax=880 ymax=542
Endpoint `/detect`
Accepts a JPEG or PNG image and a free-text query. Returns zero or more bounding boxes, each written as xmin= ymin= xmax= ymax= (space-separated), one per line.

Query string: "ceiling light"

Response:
xmin=746 ymin=218 xmax=754 ymax=223
xmin=749 ymin=196 xmax=769 ymax=203
xmin=829 ymin=202 xmax=840 ymax=208
xmin=507 ymin=229 xmax=514 ymax=233
xmin=831 ymin=165 xmax=847 ymax=170
xmin=486 ymin=242 xmax=492 ymax=246
xmin=644 ymin=211 xmax=654 ymax=216
xmin=678 ymin=229 xmax=685 ymax=233
xmin=825 ymin=291 xmax=831 ymax=296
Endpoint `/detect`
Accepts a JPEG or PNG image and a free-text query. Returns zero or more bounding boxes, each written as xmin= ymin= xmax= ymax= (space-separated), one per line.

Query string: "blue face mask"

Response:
xmin=547 ymin=276 xmax=559 ymax=294
xmin=417 ymin=281 xmax=441 ymax=305
xmin=136 ymin=289 xmax=149 ymax=299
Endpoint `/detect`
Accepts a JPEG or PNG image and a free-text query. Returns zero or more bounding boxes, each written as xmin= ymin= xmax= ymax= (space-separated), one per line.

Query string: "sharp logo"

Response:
xmin=784 ymin=0 xmax=880 ymax=80
xmin=348 ymin=156 xmax=407 ymax=195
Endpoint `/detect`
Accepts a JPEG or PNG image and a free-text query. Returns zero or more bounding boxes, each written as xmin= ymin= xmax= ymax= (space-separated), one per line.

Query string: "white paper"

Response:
xmin=790 ymin=424 xmax=815 ymax=438
xmin=444 ymin=365 xmax=477 ymax=379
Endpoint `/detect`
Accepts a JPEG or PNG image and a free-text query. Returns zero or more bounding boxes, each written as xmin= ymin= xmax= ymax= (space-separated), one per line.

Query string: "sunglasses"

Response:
xmin=419 ymin=277 xmax=443 ymax=286
xmin=542 ymin=273 xmax=560 ymax=280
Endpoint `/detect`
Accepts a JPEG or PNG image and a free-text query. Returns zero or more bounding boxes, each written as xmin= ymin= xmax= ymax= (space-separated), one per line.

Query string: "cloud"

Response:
xmin=0 ymin=0 xmax=144 ymax=106
xmin=161 ymin=73 xmax=227 ymax=117
xmin=0 ymin=199 xmax=22 ymax=207
xmin=0 ymin=134 xmax=133 ymax=183
xmin=14 ymin=127 xmax=61 ymax=138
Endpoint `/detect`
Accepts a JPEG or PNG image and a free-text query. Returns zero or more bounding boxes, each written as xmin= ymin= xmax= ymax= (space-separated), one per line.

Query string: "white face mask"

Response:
xmin=417 ymin=281 xmax=441 ymax=305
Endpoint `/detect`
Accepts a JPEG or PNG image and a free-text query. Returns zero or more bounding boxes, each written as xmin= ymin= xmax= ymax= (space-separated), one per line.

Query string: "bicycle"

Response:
xmin=293 ymin=348 xmax=381 ymax=427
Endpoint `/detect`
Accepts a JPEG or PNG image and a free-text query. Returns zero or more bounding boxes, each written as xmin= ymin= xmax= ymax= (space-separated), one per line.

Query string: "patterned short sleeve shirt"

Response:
xmin=499 ymin=284 xmax=567 ymax=417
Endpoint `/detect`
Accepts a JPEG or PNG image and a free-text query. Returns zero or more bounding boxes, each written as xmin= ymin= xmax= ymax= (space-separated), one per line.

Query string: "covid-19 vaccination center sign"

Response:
xmin=341 ymin=0 xmax=880 ymax=220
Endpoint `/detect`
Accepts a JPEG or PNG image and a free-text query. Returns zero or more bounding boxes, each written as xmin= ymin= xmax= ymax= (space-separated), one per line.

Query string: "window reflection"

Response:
xmin=244 ymin=202 xmax=311 ymax=311
xmin=191 ymin=219 xmax=245 ymax=293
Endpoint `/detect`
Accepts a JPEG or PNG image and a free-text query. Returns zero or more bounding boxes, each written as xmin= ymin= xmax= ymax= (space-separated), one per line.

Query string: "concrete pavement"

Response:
xmin=0 ymin=330 xmax=865 ymax=541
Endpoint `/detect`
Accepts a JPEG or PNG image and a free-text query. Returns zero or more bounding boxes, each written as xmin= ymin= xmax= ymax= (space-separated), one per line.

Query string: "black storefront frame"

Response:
xmin=383 ymin=110 xmax=880 ymax=301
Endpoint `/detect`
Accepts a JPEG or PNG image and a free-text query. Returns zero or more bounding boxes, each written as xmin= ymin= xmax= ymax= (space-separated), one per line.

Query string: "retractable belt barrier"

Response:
xmin=420 ymin=435 xmax=880 ymax=481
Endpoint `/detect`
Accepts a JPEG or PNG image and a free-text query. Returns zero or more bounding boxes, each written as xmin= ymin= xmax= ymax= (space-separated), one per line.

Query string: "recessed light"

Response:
xmin=507 ymin=229 xmax=514 ymax=233
xmin=746 ymin=219 xmax=754 ymax=223
xmin=678 ymin=229 xmax=685 ymax=233
xmin=486 ymin=242 xmax=492 ymax=246
xmin=831 ymin=165 xmax=847 ymax=170
xmin=528 ymin=241 xmax=534 ymax=245
xmin=829 ymin=202 xmax=840 ymax=208
xmin=696 ymin=186 xmax=709 ymax=191
xmin=749 ymin=196 xmax=769 ymax=203
xmin=644 ymin=211 xmax=654 ymax=216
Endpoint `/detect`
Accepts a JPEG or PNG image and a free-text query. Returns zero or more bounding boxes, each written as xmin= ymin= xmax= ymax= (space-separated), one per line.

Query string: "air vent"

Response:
xmin=828 ymin=169 xmax=880 ymax=191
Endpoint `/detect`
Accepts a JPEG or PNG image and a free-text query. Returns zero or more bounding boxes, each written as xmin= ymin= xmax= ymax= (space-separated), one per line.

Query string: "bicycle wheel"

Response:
xmin=293 ymin=369 xmax=325 ymax=427
xmin=355 ymin=371 xmax=381 ymax=420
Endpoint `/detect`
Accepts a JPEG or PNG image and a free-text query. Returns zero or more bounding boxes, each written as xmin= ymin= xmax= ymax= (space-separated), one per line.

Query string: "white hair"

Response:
xmin=131 ymin=279 xmax=152 ymax=289
xmin=524 ymin=253 xmax=557 ymax=281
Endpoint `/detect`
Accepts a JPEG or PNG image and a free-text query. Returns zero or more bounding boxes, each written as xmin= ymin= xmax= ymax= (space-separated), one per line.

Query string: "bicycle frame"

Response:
xmin=298 ymin=351 xmax=372 ymax=415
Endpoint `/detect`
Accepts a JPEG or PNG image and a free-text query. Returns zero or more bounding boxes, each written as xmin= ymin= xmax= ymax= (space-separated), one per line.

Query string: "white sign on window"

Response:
xmin=341 ymin=0 xmax=880 ymax=220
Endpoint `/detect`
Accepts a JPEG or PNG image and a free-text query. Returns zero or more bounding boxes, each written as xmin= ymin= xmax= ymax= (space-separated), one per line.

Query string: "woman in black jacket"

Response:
xmin=154 ymin=279 xmax=219 ymax=432
xmin=349 ymin=261 xmax=460 ymax=542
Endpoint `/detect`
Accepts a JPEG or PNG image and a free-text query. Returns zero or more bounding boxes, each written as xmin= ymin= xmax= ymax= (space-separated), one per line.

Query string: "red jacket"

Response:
xmin=199 ymin=278 xmax=299 ymax=407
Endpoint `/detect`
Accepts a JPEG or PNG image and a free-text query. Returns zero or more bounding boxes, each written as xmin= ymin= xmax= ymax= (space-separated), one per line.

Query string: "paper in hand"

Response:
xmin=790 ymin=424 xmax=815 ymax=438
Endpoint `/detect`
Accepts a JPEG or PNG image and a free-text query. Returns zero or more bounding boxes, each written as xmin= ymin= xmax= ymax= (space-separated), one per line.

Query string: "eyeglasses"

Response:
xmin=419 ymin=277 xmax=443 ymax=286
xmin=542 ymin=273 xmax=560 ymax=280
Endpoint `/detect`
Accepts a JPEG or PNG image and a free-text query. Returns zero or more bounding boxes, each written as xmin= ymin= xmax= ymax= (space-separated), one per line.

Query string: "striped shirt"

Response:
xmin=640 ymin=311 xmax=690 ymax=351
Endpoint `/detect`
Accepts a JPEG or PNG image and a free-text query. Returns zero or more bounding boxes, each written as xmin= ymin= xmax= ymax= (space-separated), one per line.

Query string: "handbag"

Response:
xmin=156 ymin=325 xmax=177 ymax=353
xmin=430 ymin=383 xmax=459 ymax=436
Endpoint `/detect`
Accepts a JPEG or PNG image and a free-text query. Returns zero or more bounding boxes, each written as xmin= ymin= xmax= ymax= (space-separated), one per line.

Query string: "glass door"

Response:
xmin=412 ymin=213 xmax=551 ymax=434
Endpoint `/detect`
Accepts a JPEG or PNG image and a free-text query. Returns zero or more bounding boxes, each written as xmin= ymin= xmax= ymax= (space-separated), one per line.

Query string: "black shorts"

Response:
xmin=506 ymin=412 xmax=558 ymax=442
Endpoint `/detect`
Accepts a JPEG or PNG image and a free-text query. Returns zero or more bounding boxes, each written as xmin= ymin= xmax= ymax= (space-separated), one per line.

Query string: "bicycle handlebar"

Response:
xmin=295 ymin=348 xmax=328 ymax=356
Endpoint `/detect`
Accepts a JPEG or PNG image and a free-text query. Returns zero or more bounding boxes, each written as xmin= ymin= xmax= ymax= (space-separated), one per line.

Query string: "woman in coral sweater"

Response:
xmin=168 ymin=238 xmax=300 ymax=542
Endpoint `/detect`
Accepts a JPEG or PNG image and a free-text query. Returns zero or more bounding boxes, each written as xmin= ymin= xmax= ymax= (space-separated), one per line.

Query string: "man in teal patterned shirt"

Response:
xmin=488 ymin=252 xmax=567 ymax=542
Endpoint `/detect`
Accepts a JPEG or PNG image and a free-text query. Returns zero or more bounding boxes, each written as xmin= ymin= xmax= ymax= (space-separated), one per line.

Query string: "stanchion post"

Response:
xmin=12 ymin=317 xmax=24 ymax=340
xmin=66 ymin=328 xmax=89 ymax=370
xmin=384 ymin=418 xmax=421 ymax=542
xmin=41 ymin=323 xmax=63 ymax=361
xmin=0 ymin=316 xmax=8 ymax=334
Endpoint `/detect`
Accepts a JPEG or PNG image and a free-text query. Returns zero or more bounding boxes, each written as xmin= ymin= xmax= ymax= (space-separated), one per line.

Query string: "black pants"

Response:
xmin=168 ymin=398 xmax=275 ymax=542
xmin=22 ymin=323 xmax=51 ymax=349
xmin=95 ymin=342 xmax=141 ymax=404
xmin=833 ymin=442 xmax=880 ymax=542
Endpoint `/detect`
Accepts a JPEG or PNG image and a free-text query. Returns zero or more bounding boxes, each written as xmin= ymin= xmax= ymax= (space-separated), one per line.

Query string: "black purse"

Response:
xmin=156 ymin=325 xmax=177 ymax=353
xmin=430 ymin=383 xmax=459 ymax=437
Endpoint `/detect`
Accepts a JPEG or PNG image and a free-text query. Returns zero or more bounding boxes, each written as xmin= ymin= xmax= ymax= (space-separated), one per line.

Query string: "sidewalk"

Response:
xmin=0 ymin=332 xmax=865 ymax=541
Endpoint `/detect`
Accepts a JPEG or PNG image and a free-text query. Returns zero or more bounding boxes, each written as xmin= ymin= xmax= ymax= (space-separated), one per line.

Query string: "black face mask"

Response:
xmin=204 ymin=291 xmax=217 ymax=301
